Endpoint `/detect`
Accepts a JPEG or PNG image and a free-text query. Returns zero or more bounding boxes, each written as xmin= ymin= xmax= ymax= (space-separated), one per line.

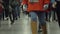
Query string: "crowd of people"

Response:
xmin=22 ymin=0 xmax=60 ymax=34
xmin=0 ymin=0 xmax=60 ymax=34
xmin=0 ymin=0 xmax=21 ymax=25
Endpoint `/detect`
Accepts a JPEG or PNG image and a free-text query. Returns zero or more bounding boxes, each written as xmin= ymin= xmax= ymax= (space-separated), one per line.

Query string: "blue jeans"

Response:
xmin=29 ymin=11 xmax=46 ymax=26
xmin=15 ymin=6 xmax=20 ymax=17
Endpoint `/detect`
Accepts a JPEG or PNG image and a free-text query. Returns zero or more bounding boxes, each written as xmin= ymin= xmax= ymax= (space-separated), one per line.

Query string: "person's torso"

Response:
xmin=27 ymin=0 xmax=45 ymax=11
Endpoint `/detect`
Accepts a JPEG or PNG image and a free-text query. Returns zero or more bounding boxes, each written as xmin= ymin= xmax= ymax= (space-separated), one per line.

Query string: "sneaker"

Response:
xmin=4 ymin=17 xmax=8 ymax=20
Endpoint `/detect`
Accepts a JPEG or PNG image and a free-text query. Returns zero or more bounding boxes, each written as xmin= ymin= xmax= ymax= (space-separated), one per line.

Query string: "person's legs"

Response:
xmin=49 ymin=11 xmax=51 ymax=21
xmin=17 ymin=6 xmax=20 ymax=18
xmin=10 ymin=10 xmax=15 ymax=25
xmin=52 ymin=10 xmax=56 ymax=21
xmin=2 ymin=11 xmax=4 ymax=20
xmin=56 ymin=3 xmax=60 ymax=27
xmin=0 ymin=13 xmax=2 ymax=26
xmin=45 ymin=12 xmax=48 ymax=21
xmin=4 ymin=4 xmax=9 ymax=20
xmin=29 ymin=12 xmax=37 ymax=34
xmin=5 ymin=4 xmax=9 ymax=17
xmin=15 ymin=6 xmax=20 ymax=19
xmin=37 ymin=12 xmax=47 ymax=34
xmin=56 ymin=10 xmax=60 ymax=27
xmin=9 ymin=12 xmax=12 ymax=22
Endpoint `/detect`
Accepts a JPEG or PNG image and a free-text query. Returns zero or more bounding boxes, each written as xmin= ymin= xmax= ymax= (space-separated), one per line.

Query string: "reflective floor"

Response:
xmin=0 ymin=13 xmax=60 ymax=34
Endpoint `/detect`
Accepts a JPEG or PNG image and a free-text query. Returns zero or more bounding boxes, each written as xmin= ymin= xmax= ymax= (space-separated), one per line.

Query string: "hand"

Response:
xmin=43 ymin=4 xmax=49 ymax=10
xmin=23 ymin=4 xmax=27 ymax=11
xmin=52 ymin=2 xmax=57 ymax=8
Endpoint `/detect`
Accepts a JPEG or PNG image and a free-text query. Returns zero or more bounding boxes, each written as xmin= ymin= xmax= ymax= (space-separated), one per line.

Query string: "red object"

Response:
xmin=22 ymin=0 xmax=50 ymax=12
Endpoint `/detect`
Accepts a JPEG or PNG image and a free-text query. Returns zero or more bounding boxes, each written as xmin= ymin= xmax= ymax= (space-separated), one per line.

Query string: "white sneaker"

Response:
xmin=4 ymin=17 xmax=9 ymax=20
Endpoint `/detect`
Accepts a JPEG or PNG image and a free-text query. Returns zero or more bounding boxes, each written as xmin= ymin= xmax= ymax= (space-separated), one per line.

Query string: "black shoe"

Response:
xmin=11 ymin=20 xmax=14 ymax=25
xmin=16 ymin=18 xmax=18 ymax=20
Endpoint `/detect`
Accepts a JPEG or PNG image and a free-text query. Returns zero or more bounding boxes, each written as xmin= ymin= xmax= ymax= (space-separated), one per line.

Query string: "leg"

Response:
xmin=45 ymin=12 xmax=48 ymax=21
xmin=56 ymin=10 xmax=60 ymax=27
xmin=56 ymin=4 xmax=60 ymax=27
xmin=29 ymin=12 xmax=37 ymax=34
xmin=48 ymin=11 xmax=52 ymax=22
xmin=37 ymin=12 xmax=47 ymax=34
xmin=0 ymin=14 xmax=2 ymax=27
xmin=4 ymin=4 xmax=9 ymax=20
xmin=17 ymin=6 xmax=20 ymax=18
xmin=10 ymin=10 xmax=15 ymax=25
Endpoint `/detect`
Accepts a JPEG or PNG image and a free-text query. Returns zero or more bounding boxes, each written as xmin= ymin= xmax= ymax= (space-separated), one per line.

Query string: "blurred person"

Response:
xmin=15 ymin=0 xmax=21 ymax=19
xmin=9 ymin=0 xmax=17 ymax=24
xmin=45 ymin=0 xmax=56 ymax=22
xmin=2 ymin=0 xmax=9 ymax=20
xmin=52 ymin=0 xmax=60 ymax=27
xmin=22 ymin=0 xmax=50 ymax=34
xmin=0 ymin=2 xmax=4 ymax=26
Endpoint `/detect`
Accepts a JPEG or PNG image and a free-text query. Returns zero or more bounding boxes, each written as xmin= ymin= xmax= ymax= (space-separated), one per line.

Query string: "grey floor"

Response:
xmin=0 ymin=13 xmax=60 ymax=34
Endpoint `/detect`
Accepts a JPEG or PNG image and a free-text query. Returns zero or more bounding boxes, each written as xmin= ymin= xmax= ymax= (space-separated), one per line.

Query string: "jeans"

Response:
xmin=29 ymin=11 xmax=46 ymax=26
xmin=15 ymin=6 xmax=20 ymax=17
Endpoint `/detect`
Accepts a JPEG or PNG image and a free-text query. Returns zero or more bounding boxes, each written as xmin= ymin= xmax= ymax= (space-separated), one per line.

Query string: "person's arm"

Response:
xmin=22 ymin=0 xmax=28 ymax=11
xmin=52 ymin=1 xmax=57 ymax=8
xmin=43 ymin=0 xmax=50 ymax=10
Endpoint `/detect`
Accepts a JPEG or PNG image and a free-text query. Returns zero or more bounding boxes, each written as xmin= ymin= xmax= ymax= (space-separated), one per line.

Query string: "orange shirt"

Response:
xmin=22 ymin=0 xmax=50 ymax=12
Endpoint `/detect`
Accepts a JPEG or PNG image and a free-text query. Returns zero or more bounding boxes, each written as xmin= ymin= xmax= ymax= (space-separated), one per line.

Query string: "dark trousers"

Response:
xmin=56 ymin=1 xmax=60 ymax=26
xmin=9 ymin=9 xmax=16 ymax=22
xmin=3 ymin=3 xmax=9 ymax=17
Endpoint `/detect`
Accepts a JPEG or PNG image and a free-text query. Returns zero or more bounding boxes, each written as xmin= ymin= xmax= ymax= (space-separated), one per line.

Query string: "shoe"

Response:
xmin=38 ymin=29 xmax=42 ymax=32
xmin=4 ymin=17 xmax=8 ymax=20
xmin=11 ymin=20 xmax=14 ymax=25
xmin=16 ymin=18 xmax=18 ymax=20
xmin=41 ymin=25 xmax=47 ymax=34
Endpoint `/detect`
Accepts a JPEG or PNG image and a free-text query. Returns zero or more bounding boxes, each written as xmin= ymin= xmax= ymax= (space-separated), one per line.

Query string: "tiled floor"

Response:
xmin=0 ymin=14 xmax=60 ymax=34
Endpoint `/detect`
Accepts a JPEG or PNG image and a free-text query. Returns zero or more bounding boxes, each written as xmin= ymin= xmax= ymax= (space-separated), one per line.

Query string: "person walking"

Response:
xmin=52 ymin=0 xmax=60 ymax=27
xmin=22 ymin=0 xmax=50 ymax=34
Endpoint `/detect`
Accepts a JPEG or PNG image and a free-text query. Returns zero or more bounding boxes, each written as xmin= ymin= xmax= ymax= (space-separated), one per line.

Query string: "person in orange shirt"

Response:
xmin=22 ymin=0 xmax=50 ymax=34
